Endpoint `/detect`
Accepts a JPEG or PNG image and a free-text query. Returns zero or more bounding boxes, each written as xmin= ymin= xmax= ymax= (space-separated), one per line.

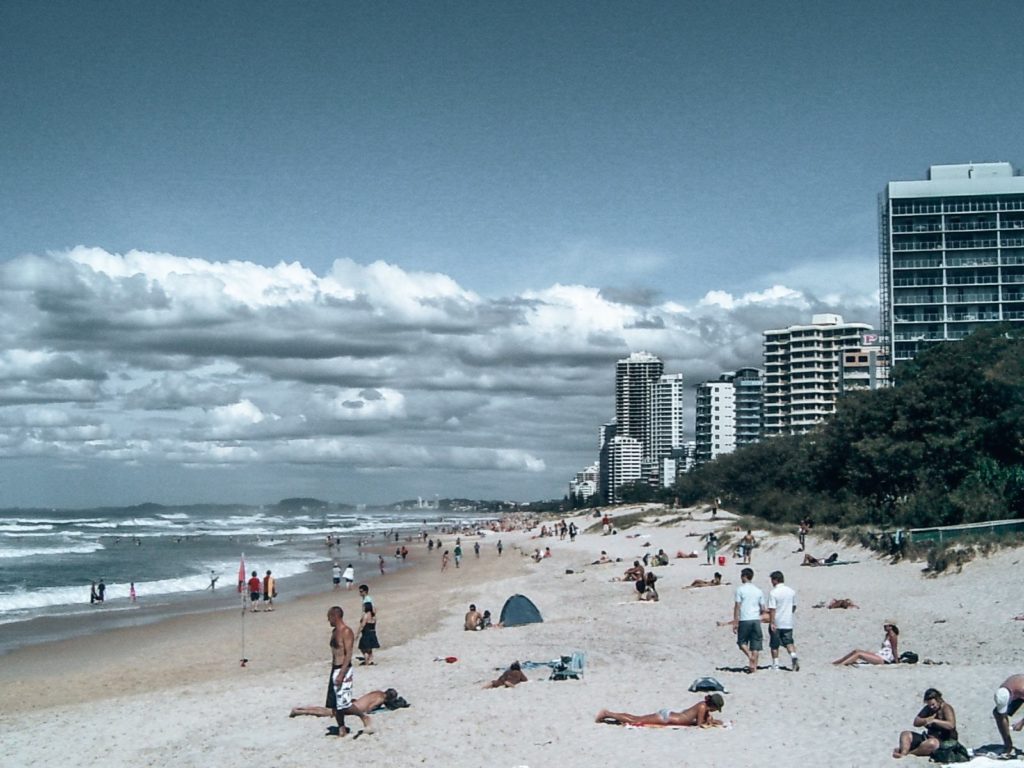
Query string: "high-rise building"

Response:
xmin=607 ymin=436 xmax=642 ymax=503
xmin=615 ymin=352 xmax=664 ymax=460
xmin=694 ymin=378 xmax=736 ymax=464
xmin=732 ymin=367 xmax=764 ymax=446
xmin=650 ymin=373 xmax=686 ymax=460
xmin=569 ymin=463 xmax=599 ymax=501
xmin=839 ymin=343 xmax=890 ymax=393
xmin=597 ymin=420 xmax=617 ymax=503
xmin=880 ymin=162 xmax=1024 ymax=367
xmin=763 ymin=314 xmax=873 ymax=436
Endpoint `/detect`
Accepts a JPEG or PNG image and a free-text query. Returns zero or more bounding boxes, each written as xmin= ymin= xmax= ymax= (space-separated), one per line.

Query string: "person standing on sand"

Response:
xmin=454 ymin=543 xmax=462 ymax=568
xmin=247 ymin=570 xmax=262 ymax=612
xmin=994 ymin=674 xmax=1024 ymax=754
xmin=325 ymin=606 xmax=371 ymax=736
xmin=496 ymin=540 xmax=503 ymax=557
xmin=767 ymin=570 xmax=798 ymax=671
xmin=342 ymin=563 xmax=354 ymax=590
xmin=474 ymin=541 xmax=480 ymax=558
xmin=733 ymin=567 xmax=765 ymax=673
xmin=441 ymin=550 xmax=450 ymax=571
xmin=739 ymin=530 xmax=755 ymax=564
xmin=704 ymin=532 xmax=719 ymax=565
xmin=378 ymin=555 xmax=385 ymax=575
xmin=332 ymin=562 xmax=342 ymax=590
xmin=357 ymin=602 xmax=379 ymax=665
xmin=263 ymin=570 xmax=276 ymax=611
xmin=358 ymin=584 xmax=373 ymax=609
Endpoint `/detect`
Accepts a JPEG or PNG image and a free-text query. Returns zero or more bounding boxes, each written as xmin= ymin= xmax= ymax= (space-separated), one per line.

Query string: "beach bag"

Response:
xmin=899 ymin=651 xmax=919 ymax=664
xmin=929 ymin=740 xmax=969 ymax=763
xmin=688 ymin=676 xmax=728 ymax=693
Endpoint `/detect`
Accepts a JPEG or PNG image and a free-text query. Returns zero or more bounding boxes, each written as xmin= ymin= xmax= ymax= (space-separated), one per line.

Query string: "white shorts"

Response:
xmin=333 ymin=666 xmax=354 ymax=709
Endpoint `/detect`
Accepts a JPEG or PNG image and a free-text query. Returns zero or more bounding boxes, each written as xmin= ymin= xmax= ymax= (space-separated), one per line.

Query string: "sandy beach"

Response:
xmin=2 ymin=506 xmax=1021 ymax=768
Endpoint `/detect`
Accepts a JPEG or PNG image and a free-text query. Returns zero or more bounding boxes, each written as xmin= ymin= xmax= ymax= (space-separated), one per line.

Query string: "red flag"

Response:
xmin=238 ymin=553 xmax=246 ymax=593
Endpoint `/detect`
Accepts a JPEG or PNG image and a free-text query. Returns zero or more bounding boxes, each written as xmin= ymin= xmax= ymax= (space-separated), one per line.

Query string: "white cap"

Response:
xmin=995 ymin=687 xmax=1012 ymax=714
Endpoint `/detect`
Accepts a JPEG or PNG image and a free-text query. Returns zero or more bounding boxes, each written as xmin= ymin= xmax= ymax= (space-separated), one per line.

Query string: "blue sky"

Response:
xmin=0 ymin=2 xmax=1021 ymax=507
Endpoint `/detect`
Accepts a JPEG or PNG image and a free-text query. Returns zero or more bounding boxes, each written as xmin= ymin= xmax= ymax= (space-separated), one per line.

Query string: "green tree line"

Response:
xmin=674 ymin=326 xmax=1024 ymax=528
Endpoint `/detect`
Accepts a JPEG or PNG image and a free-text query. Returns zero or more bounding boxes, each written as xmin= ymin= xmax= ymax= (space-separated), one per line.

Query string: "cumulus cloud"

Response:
xmin=0 ymin=247 xmax=878 ymax=503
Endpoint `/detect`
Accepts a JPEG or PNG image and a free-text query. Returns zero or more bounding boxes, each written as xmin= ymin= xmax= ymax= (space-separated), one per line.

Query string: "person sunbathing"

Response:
xmin=592 ymin=551 xmax=612 ymax=565
xmin=290 ymin=689 xmax=393 ymax=722
xmin=484 ymin=661 xmax=527 ymax=689
xmin=801 ymin=552 xmax=839 ymax=566
xmin=684 ymin=572 xmax=724 ymax=589
xmin=834 ymin=621 xmax=899 ymax=665
xmin=813 ymin=598 xmax=860 ymax=609
xmin=596 ymin=693 xmax=725 ymax=727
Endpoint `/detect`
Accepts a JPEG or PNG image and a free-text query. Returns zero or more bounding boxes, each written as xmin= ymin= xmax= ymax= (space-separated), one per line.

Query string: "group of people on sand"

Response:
xmin=888 ymin=675 xmax=1024 ymax=759
xmin=464 ymin=604 xmax=494 ymax=631
xmin=246 ymin=569 xmax=276 ymax=612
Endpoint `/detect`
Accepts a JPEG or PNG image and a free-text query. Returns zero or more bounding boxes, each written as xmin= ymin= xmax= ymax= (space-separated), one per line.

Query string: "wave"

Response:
xmin=0 ymin=558 xmax=312 ymax=613
xmin=0 ymin=542 xmax=106 ymax=559
xmin=0 ymin=523 xmax=55 ymax=532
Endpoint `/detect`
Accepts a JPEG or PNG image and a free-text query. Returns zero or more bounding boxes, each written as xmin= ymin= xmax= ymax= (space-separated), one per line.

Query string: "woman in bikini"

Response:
xmin=596 ymin=694 xmax=725 ymax=727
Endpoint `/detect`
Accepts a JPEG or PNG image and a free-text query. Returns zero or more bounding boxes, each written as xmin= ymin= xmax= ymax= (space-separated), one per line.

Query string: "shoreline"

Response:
xmin=5 ymin=505 xmax=1024 ymax=767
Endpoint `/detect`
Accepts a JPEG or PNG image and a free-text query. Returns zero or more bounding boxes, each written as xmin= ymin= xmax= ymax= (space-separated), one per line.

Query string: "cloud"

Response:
xmin=0 ymin=246 xmax=878 ymax=504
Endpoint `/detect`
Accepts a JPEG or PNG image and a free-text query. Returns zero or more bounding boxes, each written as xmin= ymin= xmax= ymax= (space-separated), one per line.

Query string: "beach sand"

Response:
xmin=2 ymin=507 xmax=1021 ymax=767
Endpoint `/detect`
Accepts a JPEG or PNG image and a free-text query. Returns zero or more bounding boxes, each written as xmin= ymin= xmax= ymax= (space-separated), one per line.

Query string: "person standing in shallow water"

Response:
xmin=441 ymin=550 xmax=450 ymax=571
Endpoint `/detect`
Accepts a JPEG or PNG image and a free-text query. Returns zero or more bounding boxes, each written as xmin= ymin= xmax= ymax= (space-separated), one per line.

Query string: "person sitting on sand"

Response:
xmin=622 ymin=561 xmax=645 ymax=582
xmin=484 ymin=661 xmax=527 ymax=689
xmin=592 ymin=551 xmax=612 ymax=565
xmin=893 ymin=688 xmax=958 ymax=759
xmin=480 ymin=610 xmax=493 ymax=629
xmin=465 ymin=604 xmax=482 ymax=631
xmin=801 ymin=552 xmax=839 ymax=567
xmin=685 ymin=572 xmax=725 ymax=589
xmin=595 ymin=693 xmax=725 ymax=727
xmin=833 ymin=620 xmax=899 ymax=665
xmin=634 ymin=573 xmax=659 ymax=602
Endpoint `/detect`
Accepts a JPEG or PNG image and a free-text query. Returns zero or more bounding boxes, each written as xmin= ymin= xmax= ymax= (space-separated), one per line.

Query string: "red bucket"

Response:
xmin=718 ymin=555 xmax=726 ymax=566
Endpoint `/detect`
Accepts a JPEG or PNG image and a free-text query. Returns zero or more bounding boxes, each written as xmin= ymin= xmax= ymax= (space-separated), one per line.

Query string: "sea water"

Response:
xmin=0 ymin=503 xmax=485 ymax=654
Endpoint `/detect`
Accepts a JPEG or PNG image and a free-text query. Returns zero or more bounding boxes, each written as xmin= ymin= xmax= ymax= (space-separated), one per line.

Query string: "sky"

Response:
xmin=0 ymin=1 xmax=1021 ymax=508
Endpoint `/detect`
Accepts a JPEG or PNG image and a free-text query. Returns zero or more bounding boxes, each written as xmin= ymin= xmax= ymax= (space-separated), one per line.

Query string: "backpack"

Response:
xmin=899 ymin=651 xmax=919 ymax=664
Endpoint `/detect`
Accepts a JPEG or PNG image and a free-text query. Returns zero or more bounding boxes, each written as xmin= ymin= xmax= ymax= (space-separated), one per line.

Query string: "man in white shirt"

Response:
xmin=768 ymin=570 xmax=798 ymax=671
xmin=733 ymin=567 xmax=766 ymax=673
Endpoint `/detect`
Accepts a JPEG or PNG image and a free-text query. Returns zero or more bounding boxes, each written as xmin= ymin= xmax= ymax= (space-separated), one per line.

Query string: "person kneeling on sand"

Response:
xmin=893 ymin=688 xmax=958 ymax=759
xmin=484 ymin=661 xmax=527 ymax=689
xmin=465 ymin=604 xmax=482 ymax=631
xmin=596 ymin=693 xmax=725 ymax=727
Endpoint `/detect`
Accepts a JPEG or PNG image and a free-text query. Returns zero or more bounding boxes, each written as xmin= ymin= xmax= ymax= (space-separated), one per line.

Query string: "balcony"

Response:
xmin=947 ymin=312 xmax=1000 ymax=322
xmin=947 ymin=274 xmax=998 ymax=285
xmin=894 ymin=294 xmax=942 ymax=304
xmin=893 ymin=258 xmax=942 ymax=269
xmin=893 ymin=276 xmax=942 ymax=286
xmin=893 ymin=241 xmax=943 ymax=251
xmin=947 ymin=293 xmax=1000 ymax=303
xmin=946 ymin=255 xmax=998 ymax=267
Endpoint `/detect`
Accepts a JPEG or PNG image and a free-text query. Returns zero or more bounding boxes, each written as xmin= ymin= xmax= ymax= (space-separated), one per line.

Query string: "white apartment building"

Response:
xmin=607 ymin=435 xmax=642 ymax=503
xmin=880 ymin=162 xmax=1024 ymax=367
xmin=694 ymin=379 xmax=736 ymax=464
xmin=763 ymin=314 xmax=872 ymax=436
xmin=615 ymin=351 xmax=663 ymax=460
xmin=650 ymin=373 xmax=686 ymax=460
xmin=569 ymin=463 xmax=599 ymax=501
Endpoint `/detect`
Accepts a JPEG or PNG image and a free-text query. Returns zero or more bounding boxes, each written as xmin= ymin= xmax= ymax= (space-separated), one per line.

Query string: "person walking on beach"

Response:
xmin=342 ymin=564 xmax=354 ymax=590
xmin=474 ymin=541 xmax=480 ymax=559
xmin=767 ymin=570 xmax=798 ymax=671
xmin=704 ymin=532 xmax=719 ymax=565
xmin=739 ymin=530 xmax=755 ymax=564
xmin=263 ymin=570 xmax=276 ymax=611
xmin=129 ymin=581 xmax=137 ymax=603
xmin=496 ymin=540 xmax=503 ymax=557
xmin=441 ymin=550 xmax=450 ymax=571
xmin=324 ymin=606 xmax=371 ymax=736
xmin=332 ymin=562 xmax=342 ymax=590
xmin=733 ymin=567 xmax=765 ymax=673
xmin=357 ymin=602 xmax=379 ymax=665
xmin=247 ymin=570 xmax=262 ymax=612
xmin=454 ymin=543 xmax=462 ymax=568
xmin=208 ymin=571 xmax=219 ymax=590
xmin=378 ymin=555 xmax=385 ymax=575
xmin=358 ymin=584 xmax=373 ymax=609
xmin=993 ymin=674 xmax=1024 ymax=755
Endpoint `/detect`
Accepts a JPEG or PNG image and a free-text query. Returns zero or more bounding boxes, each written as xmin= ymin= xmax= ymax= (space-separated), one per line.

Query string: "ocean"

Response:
xmin=0 ymin=503 xmax=487 ymax=654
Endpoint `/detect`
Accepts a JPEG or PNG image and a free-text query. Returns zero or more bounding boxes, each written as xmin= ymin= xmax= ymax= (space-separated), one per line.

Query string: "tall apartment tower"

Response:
xmin=880 ymin=162 xmax=1024 ymax=367
xmin=650 ymin=373 xmax=686 ymax=460
xmin=607 ymin=436 xmax=642 ymax=503
xmin=763 ymin=314 xmax=872 ymax=436
xmin=732 ymin=367 xmax=764 ymax=446
xmin=694 ymin=378 xmax=736 ymax=464
xmin=615 ymin=352 xmax=664 ymax=459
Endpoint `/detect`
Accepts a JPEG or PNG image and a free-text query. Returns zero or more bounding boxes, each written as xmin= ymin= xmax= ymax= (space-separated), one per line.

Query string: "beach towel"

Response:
xmin=519 ymin=652 xmax=586 ymax=680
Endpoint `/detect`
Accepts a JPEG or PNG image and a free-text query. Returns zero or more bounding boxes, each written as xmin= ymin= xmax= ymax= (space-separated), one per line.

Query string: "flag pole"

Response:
xmin=239 ymin=553 xmax=248 ymax=667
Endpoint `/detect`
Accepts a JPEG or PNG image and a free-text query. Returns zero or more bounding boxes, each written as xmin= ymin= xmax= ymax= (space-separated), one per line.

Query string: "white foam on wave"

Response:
xmin=0 ymin=541 xmax=105 ymax=559
xmin=0 ymin=523 xmax=55 ymax=532
xmin=0 ymin=558 xmax=312 ymax=614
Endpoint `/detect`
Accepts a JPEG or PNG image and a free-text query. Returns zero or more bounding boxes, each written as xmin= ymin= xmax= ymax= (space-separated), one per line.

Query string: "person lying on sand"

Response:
xmin=592 ymin=551 xmax=612 ymax=565
xmin=484 ymin=661 xmax=527 ymax=689
xmin=684 ymin=572 xmax=726 ymax=589
xmin=596 ymin=693 xmax=725 ymax=727
xmin=812 ymin=598 xmax=859 ymax=609
xmin=675 ymin=550 xmax=698 ymax=558
xmin=290 ymin=689 xmax=391 ymax=722
xmin=716 ymin=610 xmax=769 ymax=627
xmin=801 ymin=552 xmax=839 ymax=566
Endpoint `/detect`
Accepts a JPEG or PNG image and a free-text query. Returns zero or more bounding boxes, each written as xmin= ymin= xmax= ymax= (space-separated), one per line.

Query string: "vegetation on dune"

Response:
xmin=674 ymin=326 xmax=1024 ymax=528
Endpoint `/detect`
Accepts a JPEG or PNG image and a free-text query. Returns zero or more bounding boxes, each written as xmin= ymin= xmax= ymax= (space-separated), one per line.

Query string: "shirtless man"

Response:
xmin=323 ymin=606 xmax=371 ymax=736
xmin=464 ymin=604 xmax=482 ymax=631
xmin=994 ymin=674 xmax=1024 ymax=754
xmin=622 ymin=561 xmax=645 ymax=582
xmin=596 ymin=693 xmax=725 ymax=727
